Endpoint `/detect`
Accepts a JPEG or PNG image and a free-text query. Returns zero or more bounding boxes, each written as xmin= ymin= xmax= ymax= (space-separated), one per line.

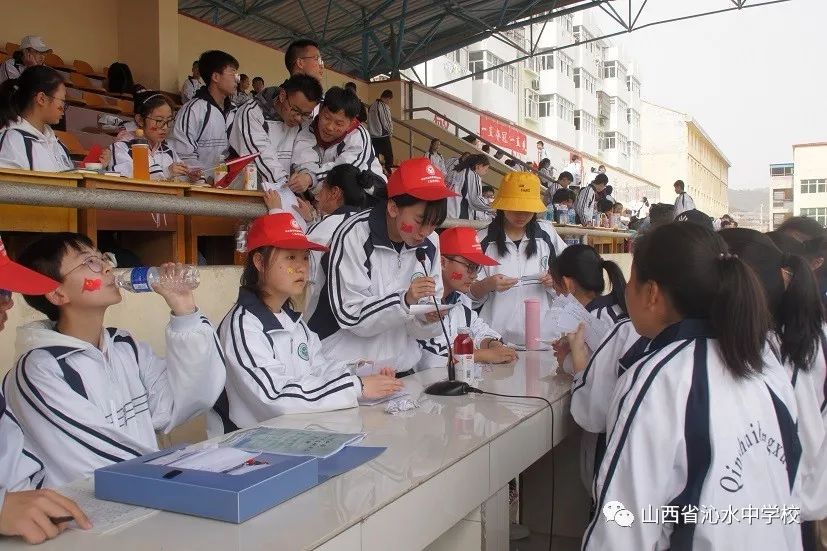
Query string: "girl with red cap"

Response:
xmin=209 ymin=213 xmax=402 ymax=435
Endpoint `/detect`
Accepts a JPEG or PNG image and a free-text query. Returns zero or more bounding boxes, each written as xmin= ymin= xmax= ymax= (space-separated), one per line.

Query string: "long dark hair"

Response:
xmin=633 ymin=223 xmax=771 ymax=378
xmin=325 ymin=164 xmax=374 ymax=209
xmin=0 ymin=65 xmax=64 ymax=127
xmin=740 ymin=229 xmax=824 ymax=372
xmin=454 ymin=153 xmax=489 ymax=173
xmin=485 ymin=210 xmax=539 ymax=259
xmin=550 ymin=244 xmax=626 ymax=313
xmin=240 ymin=245 xmax=296 ymax=309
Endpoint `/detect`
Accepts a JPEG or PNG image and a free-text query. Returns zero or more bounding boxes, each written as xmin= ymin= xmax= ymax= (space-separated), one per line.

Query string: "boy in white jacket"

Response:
xmin=0 ymin=236 xmax=91 ymax=544
xmin=416 ymin=227 xmax=517 ymax=370
xmin=3 ymin=233 xmax=225 ymax=487
xmin=208 ymin=213 xmax=401 ymax=436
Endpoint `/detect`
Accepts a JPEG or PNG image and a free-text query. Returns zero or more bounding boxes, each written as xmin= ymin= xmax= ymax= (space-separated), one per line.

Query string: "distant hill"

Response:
xmin=728 ymin=188 xmax=769 ymax=212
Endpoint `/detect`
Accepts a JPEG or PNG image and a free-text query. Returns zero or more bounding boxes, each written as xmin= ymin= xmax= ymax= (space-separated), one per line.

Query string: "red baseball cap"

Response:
xmin=245 ymin=213 xmax=327 ymax=252
xmin=387 ymin=158 xmax=458 ymax=201
xmin=0 ymin=236 xmax=60 ymax=295
xmin=439 ymin=227 xmax=498 ymax=266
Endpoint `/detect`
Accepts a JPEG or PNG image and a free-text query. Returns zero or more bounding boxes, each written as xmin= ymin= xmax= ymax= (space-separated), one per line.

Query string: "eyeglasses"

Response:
xmin=145 ymin=116 xmax=174 ymax=128
xmin=284 ymin=95 xmax=314 ymax=120
xmin=300 ymin=55 xmax=324 ymax=68
xmin=62 ymin=255 xmax=113 ymax=278
xmin=449 ymin=257 xmax=481 ymax=275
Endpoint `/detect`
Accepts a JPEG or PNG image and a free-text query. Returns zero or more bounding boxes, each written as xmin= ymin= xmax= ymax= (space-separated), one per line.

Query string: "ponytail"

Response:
xmin=635 ymin=223 xmax=771 ymax=379
xmin=455 ymin=153 xmax=488 ymax=173
xmin=778 ymin=253 xmax=823 ymax=371
xmin=602 ymin=259 xmax=627 ymax=313
xmin=710 ymin=254 xmax=771 ymax=378
xmin=325 ymin=163 xmax=376 ymax=209
xmin=0 ymin=65 xmax=64 ymax=128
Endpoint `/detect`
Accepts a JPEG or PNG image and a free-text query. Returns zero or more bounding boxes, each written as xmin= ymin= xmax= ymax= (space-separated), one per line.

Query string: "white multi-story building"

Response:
xmin=769 ymin=142 xmax=827 ymax=230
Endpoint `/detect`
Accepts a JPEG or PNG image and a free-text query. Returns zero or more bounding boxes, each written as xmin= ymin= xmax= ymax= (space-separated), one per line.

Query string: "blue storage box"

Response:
xmin=94 ymin=447 xmax=318 ymax=523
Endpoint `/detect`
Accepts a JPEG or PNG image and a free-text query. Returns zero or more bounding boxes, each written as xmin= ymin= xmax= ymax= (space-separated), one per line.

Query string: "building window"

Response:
xmin=534 ymin=52 xmax=554 ymax=72
xmin=468 ymin=51 xmax=484 ymax=80
xmin=524 ymin=89 xmax=539 ymax=120
xmin=574 ymin=110 xmax=581 ymax=131
xmin=770 ymin=165 xmax=794 ymax=177
xmin=801 ymin=208 xmax=827 ymax=227
xmin=554 ymin=95 xmax=574 ymax=123
xmin=603 ymin=60 xmax=616 ymax=79
xmin=446 ymin=48 xmax=468 ymax=67
xmin=557 ymin=52 xmax=574 ymax=78
xmin=539 ymin=94 xmax=553 ymax=118
xmin=801 ymin=178 xmax=827 ymax=194
xmin=600 ymin=131 xmax=616 ymax=150
xmin=573 ymin=67 xmax=580 ymax=89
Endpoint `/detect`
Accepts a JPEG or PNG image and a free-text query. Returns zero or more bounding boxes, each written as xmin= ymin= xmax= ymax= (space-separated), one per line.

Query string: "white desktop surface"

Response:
xmin=5 ymin=352 xmax=571 ymax=551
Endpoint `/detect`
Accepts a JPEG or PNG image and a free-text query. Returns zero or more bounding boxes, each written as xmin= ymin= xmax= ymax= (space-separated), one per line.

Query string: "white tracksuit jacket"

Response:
xmin=574 ymin=183 xmax=597 ymax=225
xmin=0 ymin=118 xmax=74 ymax=171
xmin=107 ymin=137 xmax=180 ymax=180
xmin=0 ymin=392 xmax=45 ymax=514
xmin=292 ymin=119 xmax=386 ymax=194
xmin=3 ymin=314 xmax=225 ymax=487
xmin=582 ymin=319 xmax=804 ymax=551
xmin=674 ymin=192 xmax=696 ymax=217
xmin=426 ymin=152 xmax=445 ymax=177
xmin=229 ymin=93 xmax=302 ymax=191
xmin=0 ymin=58 xmax=24 ymax=85
xmin=168 ymin=87 xmax=233 ymax=181
xmin=473 ymin=219 xmax=567 ymax=345
xmin=308 ymin=207 xmax=442 ymax=373
xmin=207 ymin=288 xmax=362 ymax=437
xmin=304 ymin=207 xmax=360 ymax=321
xmin=446 ymin=168 xmax=493 ymax=221
xmin=180 ymin=76 xmax=204 ymax=103
xmin=415 ymin=291 xmax=500 ymax=371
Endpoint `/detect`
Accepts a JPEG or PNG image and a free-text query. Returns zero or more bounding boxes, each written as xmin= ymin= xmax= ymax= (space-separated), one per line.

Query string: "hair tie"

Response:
xmin=780 ymin=253 xmax=794 ymax=269
xmin=717 ymin=253 xmax=738 ymax=261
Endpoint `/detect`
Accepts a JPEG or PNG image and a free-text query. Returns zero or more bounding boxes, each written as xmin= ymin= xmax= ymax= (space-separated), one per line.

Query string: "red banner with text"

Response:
xmin=479 ymin=115 xmax=527 ymax=154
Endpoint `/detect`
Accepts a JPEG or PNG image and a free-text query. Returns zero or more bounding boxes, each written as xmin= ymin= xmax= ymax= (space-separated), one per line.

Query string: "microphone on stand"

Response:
xmin=415 ymin=247 xmax=469 ymax=396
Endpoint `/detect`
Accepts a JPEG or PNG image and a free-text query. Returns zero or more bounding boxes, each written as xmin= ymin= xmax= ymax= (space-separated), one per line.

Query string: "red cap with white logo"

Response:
xmin=387 ymin=158 xmax=458 ymax=201
xmin=439 ymin=227 xmax=498 ymax=266
xmin=245 ymin=213 xmax=328 ymax=252
xmin=0 ymin=236 xmax=60 ymax=294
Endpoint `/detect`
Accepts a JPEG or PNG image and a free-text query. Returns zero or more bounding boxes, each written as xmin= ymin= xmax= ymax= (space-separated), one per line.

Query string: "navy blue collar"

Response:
xmin=367 ymin=204 xmax=395 ymax=248
xmin=236 ymin=287 xmax=300 ymax=332
xmin=333 ymin=205 xmax=360 ymax=216
xmin=586 ymin=294 xmax=617 ymax=313
xmin=443 ymin=291 xmax=462 ymax=305
xmin=619 ymin=318 xmax=715 ymax=370
xmin=195 ymin=85 xmax=231 ymax=115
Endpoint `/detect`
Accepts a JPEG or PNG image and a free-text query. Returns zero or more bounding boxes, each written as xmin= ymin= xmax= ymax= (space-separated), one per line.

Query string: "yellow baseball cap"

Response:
xmin=491 ymin=172 xmax=547 ymax=213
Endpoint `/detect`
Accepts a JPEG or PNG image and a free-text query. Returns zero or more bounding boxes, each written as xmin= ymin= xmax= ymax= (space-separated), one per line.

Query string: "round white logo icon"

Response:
xmin=426 ymin=164 xmax=436 ymax=176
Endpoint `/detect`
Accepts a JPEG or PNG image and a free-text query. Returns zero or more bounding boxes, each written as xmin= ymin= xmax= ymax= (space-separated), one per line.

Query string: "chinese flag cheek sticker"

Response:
xmin=450 ymin=272 xmax=464 ymax=281
xmin=400 ymin=222 xmax=415 ymax=234
xmin=82 ymin=278 xmax=102 ymax=292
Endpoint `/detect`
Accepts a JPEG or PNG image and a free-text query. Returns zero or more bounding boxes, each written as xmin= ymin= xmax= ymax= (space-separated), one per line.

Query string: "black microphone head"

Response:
xmin=415 ymin=248 xmax=427 ymax=263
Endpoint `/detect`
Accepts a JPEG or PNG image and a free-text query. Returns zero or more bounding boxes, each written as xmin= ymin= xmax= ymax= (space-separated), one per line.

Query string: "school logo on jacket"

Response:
xmin=297 ymin=342 xmax=309 ymax=360
xmin=541 ymin=255 xmax=549 ymax=269
xmin=411 ymin=272 xmax=425 ymax=281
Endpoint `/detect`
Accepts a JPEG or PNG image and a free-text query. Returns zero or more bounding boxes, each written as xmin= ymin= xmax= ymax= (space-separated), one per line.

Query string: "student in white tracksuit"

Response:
xmin=415 ymin=227 xmax=518 ymax=371
xmin=0 ymin=236 xmax=91 ymax=544
xmin=721 ymin=229 xmax=827 ymax=532
xmin=106 ymin=91 xmax=199 ymax=182
xmin=302 ymin=163 xmax=374 ymax=320
xmin=308 ymin=158 xmax=457 ymax=375
xmin=583 ymin=222 xmax=804 ymax=551
xmin=229 ymin=74 xmax=323 ymax=191
xmin=446 ymin=153 xmax=494 ymax=221
xmin=169 ymin=50 xmax=238 ymax=183
xmin=574 ymin=173 xmax=609 ymax=225
xmin=3 ymin=233 xmax=225 ymax=487
xmin=180 ymin=61 xmax=204 ymax=103
xmin=426 ymin=138 xmax=446 ymax=176
xmin=470 ymin=172 xmax=567 ymax=346
xmin=0 ymin=66 xmax=73 ymax=172
xmin=208 ymin=213 xmax=401 ymax=436
xmin=293 ymin=86 xmax=386 ymax=195
xmin=673 ymin=179 xmax=696 ymax=218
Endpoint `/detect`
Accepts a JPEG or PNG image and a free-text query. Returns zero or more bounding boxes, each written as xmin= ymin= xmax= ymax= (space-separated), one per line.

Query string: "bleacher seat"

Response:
xmin=73 ymin=59 xmax=106 ymax=80
xmin=69 ymin=72 xmax=105 ymax=93
xmin=46 ymin=52 xmax=74 ymax=72
xmin=116 ymin=99 xmax=134 ymax=116
xmin=82 ymin=92 xmax=123 ymax=114
xmin=55 ymin=130 xmax=88 ymax=158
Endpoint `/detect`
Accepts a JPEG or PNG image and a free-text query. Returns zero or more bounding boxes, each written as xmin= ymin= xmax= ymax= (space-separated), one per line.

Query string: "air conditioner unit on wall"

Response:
xmin=531 ymin=79 xmax=540 ymax=91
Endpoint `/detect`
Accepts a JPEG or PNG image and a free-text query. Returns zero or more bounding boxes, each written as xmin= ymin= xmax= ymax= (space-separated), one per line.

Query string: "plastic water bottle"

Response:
xmin=453 ymin=328 xmax=474 ymax=383
xmin=115 ymin=266 xmax=200 ymax=293
xmin=567 ymin=207 xmax=576 ymax=225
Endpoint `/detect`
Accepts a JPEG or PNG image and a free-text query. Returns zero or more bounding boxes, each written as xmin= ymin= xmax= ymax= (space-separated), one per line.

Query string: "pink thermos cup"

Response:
xmin=524 ymin=297 xmax=540 ymax=350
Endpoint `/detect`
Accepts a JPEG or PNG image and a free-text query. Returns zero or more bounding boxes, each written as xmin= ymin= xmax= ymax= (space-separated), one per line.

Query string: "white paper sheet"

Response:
xmin=167 ymin=447 xmax=259 ymax=472
xmin=58 ymin=479 xmax=157 ymax=535
xmin=220 ymin=427 xmax=365 ymax=459
xmin=408 ymin=303 xmax=456 ymax=317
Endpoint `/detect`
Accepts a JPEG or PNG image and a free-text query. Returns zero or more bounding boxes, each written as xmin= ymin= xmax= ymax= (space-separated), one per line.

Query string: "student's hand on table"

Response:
xmin=169 ymin=162 xmax=189 ymax=178
xmin=0 ymin=489 xmax=92 ymax=545
xmin=263 ymin=189 xmax=282 ymax=211
xmin=567 ymin=323 xmax=590 ymax=373
xmin=378 ymin=367 xmax=396 ymax=378
xmin=475 ymin=343 xmax=518 ymax=364
xmin=360 ymin=374 xmax=403 ymax=399
xmin=152 ymin=262 xmax=197 ymax=315
xmin=405 ymin=276 xmax=436 ymax=306
xmin=287 ymin=171 xmax=312 ymax=193
xmin=293 ymin=196 xmax=316 ymax=223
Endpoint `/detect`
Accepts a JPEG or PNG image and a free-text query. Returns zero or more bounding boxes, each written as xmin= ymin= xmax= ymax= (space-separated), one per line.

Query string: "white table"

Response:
xmin=6 ymin=353 xmax=572 ymax=551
